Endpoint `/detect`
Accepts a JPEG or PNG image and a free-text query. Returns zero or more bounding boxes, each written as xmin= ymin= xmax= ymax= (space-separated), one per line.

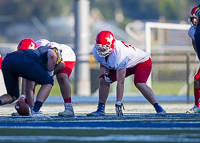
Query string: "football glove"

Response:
xmin=195 ymin=4 xmax=200 ymax=16
xmin=104 ymin=72 xmax=113 ymax=83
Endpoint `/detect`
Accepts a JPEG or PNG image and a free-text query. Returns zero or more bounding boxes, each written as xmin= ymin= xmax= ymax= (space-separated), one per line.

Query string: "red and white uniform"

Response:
xmin=60 ymin=44 xmax=76 ymax=76
xmin=93 ymin=40 xmax=149 ymax=70
xmin=93 ymin=40 xmax=151 ymax=84
xmin=188 ymin=26 xmax=196 ymax=40
xmin=35 ymin=39 xmax=76 ymax=77
xmin=35 ymin=39 xmax=50 ymax=47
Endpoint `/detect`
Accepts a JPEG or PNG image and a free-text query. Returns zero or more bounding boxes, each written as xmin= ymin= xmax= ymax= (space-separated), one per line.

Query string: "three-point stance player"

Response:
xmin=87 ymin=31 xmax=166 ymax=116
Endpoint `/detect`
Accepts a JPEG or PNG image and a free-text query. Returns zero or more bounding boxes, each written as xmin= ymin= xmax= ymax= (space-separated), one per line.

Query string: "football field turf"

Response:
xmin=0 ymin=103 xmax=200 ymax=143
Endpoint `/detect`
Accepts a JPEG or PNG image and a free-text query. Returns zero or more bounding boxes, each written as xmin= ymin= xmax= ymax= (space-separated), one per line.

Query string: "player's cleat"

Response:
xmin=115 ymin=102 xmax=125 ymax=116
xmin=11 ymin=112 xmax=20 ymax=116
xmin=154 ymin=103 xmax=166 ymax=115
xmin=30 ymin=110 xmax=46 ymax=118
xmin=156 ymin=109 xmax=166 ymax=115
xmin=186 ymin=105 xmax=199 ymax=114
xmin=87 ymin=110 xmax=105 ymax=117
xmin=58 ymin=103 xmax=74 ymax=116
xmin=87 ymin=102 xmax=105 ymax=117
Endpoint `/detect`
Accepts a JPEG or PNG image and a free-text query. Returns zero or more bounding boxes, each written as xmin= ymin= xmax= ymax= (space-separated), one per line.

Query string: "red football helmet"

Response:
xmin=95 ymin=31 xmax=115 ymax=57
xmin=17 ymin=38 xmax=37 ymax=50
xmin=188 ymin=5 xmax=198 ymax=26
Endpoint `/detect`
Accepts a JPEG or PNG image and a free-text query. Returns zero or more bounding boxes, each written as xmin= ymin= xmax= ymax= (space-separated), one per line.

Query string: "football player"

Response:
xmin=11 ymin=38 xmax=48 ymax=116
xmin=16 ymin=38 xmax=37 ymax=104
xmin=0 ymin=39 xmax=63 ymax=117
xmin=194 ymin=3 xmax=200 ymax=113
xmin=87 ymin=31 xmax=166 ymax=116
xmin=40 ymin=40 xmax=76 ymax=116
xmin=14 ymin=39 xmax=76 ymax=117
xmin=186 ymin=5 xmax=200 ymax=114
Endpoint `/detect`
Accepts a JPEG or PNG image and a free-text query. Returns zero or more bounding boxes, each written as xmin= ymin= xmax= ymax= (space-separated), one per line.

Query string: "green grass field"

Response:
xmin=44 ymin=81 xmax=193 ymax=96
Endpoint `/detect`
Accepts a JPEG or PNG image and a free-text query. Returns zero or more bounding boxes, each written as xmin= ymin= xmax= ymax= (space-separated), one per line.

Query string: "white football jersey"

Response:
xmin=60 ymin=44 xmax=76 ymax=62
xmin=35 ymin=39 xmax=50 ymax=47
xmin=188 ymin=26 xmax=196 ymax=40
xmin=93 ymin=40 xmax=149 ymax=70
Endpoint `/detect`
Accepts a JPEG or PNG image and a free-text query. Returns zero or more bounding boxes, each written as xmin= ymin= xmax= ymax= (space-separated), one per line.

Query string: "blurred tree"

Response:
xmin=90 ymin=0 xmax=121 ymax=20
xmin=120 ymin=0 xmax=160 ymax=20
xmin=0 ymin=0 xmax=73 ymax=23
xmin=158 ymin=0 xmax=179 ymax=20
xmin=0 ymin=0 xmax=199 ymax=23
xmin=90 ymin=0 xmax=200 ymax=21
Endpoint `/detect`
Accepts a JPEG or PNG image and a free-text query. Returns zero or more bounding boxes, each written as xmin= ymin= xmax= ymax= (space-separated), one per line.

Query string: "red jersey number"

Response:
xmin=121 ymin=41 xmax=135 ymax=50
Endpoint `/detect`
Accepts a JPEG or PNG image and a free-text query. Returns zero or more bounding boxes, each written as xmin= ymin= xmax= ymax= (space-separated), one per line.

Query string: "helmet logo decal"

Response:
xmin=106 ymin=35 xmax=113 ymax=45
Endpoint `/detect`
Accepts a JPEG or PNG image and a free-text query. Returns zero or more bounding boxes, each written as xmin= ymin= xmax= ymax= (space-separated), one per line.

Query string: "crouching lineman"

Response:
xmin=45 ymin=41 xmax=76 ymax=116
xmin=87 ymin=30 xmax=166 ymax=117
xmin=0 ymin=39 xmax=63 ymax=117
xmin=14 ymin=39 xmax=76 ymax=117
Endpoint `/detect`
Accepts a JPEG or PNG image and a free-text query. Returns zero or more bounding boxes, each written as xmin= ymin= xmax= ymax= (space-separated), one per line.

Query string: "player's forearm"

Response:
xmin=192 ymin=39 xmax=197 ymax=53
xmin=54 ymin=61 xmax=65 ymax=75
xmin=47 ymin=58 xmax=56 ymax=71
xmin=21 ymin=78 xmax=26 ymax=95
xmin=100 ymin=64 xmax=109 ymax=74
xmin=47 ymin=50 xmax=57 ymax=71
xmin=116 ymin=81 xmax=124 ymax=102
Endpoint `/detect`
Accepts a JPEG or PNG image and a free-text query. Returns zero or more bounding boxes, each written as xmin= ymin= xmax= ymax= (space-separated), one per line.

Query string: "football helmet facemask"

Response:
xmin=95 ymin=31 xmax=115 ymax=57
xmin=17 ymin=38 xmax=37 ymax=50
xmin=188 ymin=5 xmax=198 ymax=26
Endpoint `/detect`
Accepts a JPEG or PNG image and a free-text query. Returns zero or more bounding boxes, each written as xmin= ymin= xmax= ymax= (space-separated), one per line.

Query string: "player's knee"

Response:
xmin=100 ymin=78 xmax=110 ymax=87
xmin=135 ymin=82 xmax=147 ymax=90
xmin=135 ymin=82 xmax=142 ymax=89
xmin=56 ymin=73 xmax=69 ymax=84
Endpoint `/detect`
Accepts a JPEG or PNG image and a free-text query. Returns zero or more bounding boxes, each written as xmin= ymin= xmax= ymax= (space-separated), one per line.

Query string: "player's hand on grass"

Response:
xmin=53 ymin=61 xmax=65 ymax=75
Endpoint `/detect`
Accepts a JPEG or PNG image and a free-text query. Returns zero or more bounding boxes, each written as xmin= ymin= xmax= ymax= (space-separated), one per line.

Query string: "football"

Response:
xmin=15 ymin=100 xmax=30 ymax=116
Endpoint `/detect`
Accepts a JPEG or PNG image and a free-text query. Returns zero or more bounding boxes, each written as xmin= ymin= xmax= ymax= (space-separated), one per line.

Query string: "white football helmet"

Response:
xmin=35 ymin=39 xmax=50 ymax=47
xmin=46 ymin=42 xmax=62 ymax=64
xmin=46 ymin=42 xmax=62 ymax=51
